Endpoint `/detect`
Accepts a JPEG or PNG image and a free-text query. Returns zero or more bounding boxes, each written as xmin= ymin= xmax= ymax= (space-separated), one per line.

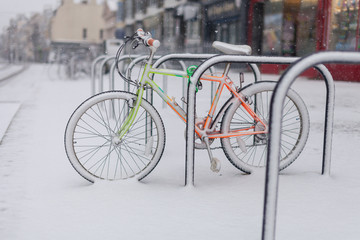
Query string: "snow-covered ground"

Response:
xmin=0 ymin=64 xmax=359 ymax=239
xmin=0 ymin=64 xmax=26 ymax=81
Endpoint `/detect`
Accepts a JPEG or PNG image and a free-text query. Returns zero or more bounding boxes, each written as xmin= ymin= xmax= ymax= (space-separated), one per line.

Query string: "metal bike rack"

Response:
xmin=96 ymin=54 xmax=152 ymax=94
xmin=186 ymin=55 xmax=336 ymax=239
xmin=186 ymin=55 xmax=334 ymax=187
xmin=152 ymin=54 xmax=261 ymax=82
xmin=152 ymin=53 xmax=261 ymax=109
xmin=69 ymin=55 xmax=76 ymax=80
xmin=98 ymin=55 xmax=117 ymax=93
xmin=106 ymin=53 xmax=261 ymax=109
xmin=125 ymin=55 xmax=195 ymax=108
xmin=263 ymin=52 xmax=360 ymax=240
xmin=108 ymin=54 xmax=140 ymax=93
xmin=91 ymin=55 xmax=107 ymax=95
xmin=124 ymin=55 xmax=162 ymax=91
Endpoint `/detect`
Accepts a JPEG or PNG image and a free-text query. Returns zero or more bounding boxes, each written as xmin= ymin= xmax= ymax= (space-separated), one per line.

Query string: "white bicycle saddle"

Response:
xmin=212 ymin=41 xmax=252 ymax=55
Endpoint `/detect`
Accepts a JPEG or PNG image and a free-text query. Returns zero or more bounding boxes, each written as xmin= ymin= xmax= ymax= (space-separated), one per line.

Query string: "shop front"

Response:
xmin=203 ymin=0 xmax=248 ymax=53
xmin=248 ymin=0 xmax=360 ymax=81
xmin=326 ymin=0 xmax=360 ymax=81
xmin=142 ymin=14 xmax=163 ymax=40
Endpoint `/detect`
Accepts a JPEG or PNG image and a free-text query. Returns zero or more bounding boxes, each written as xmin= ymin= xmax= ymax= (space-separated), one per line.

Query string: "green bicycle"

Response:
xmin=64 ymin=29 xmax=310 ymax=182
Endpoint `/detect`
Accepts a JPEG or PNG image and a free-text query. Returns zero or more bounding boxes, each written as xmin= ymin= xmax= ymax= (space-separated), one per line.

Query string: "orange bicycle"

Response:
xmin=64 ymin=29 xmax=310 ymax=182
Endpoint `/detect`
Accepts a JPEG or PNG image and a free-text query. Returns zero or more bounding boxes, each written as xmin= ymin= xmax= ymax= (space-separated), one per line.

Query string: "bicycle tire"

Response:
xmin=64 ymin=91 xmax=166 ymax=182
xmin=220 ymin=81 xmax=310 ymax=173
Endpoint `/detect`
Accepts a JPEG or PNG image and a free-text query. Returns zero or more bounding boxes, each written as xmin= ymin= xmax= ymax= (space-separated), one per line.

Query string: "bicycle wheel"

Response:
xmin=221 ymin=81 xmax=309 ymax=173
xmin=64 ymin=91 xmax=166 ymax=182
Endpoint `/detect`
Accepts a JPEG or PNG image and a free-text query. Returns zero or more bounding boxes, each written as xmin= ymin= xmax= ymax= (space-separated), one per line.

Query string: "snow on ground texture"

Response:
xmin=0 ymin=64 xmax=359 ymax=240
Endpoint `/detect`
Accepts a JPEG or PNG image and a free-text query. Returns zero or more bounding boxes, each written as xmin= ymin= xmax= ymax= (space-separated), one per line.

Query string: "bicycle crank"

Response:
xmin=183 ymin=118 xmax=214 ymax=149
xmin=203 ymin=136 xmax=221 ymax=173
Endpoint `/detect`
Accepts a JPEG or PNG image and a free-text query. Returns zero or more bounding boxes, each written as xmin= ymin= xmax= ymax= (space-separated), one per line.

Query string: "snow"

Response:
xmin=0 ymin=65 xmax=25 ymax=81
xmin=0 ymin=102 xmax=20 ymax=143
xmin=0 ymin=64 xmax=360 ymax=239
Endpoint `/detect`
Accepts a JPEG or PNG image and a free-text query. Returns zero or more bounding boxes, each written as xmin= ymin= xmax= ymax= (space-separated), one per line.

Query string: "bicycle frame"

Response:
xmin=117 ymin=55 xmax=268 ymax=142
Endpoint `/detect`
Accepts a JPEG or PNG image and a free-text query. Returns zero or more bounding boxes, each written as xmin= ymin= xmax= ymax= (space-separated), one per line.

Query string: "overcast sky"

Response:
xmin=0 ymin=0 xmax=59 ymax=31
xmin=0 ymin=0 xmax=110 ymax=33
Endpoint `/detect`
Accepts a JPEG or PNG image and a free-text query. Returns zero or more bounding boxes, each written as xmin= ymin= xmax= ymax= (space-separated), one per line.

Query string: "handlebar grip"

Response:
xmin=136 ymin=28 xmax=160 ymax=48
xmin=147 ymin=38 xmax=160 ymax=48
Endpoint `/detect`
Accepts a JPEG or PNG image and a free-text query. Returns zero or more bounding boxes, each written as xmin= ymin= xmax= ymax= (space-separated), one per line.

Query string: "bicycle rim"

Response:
xmin=221 ymin=82 xmax=309 ymax=173
xmin=65 ymin=91 xmax=165 ymax=181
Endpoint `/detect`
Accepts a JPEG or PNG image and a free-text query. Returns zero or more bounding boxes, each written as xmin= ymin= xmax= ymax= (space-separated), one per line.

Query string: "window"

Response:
xmin=261 ymin=1 xmax=284 ymax=56
xmin=164 ymin=11 xmax=175 ymax=38
xmin=149 ymin=0 xmax=157 ymax=6
xmin=100 ymin=29 xmax=103 ymax=40
xmin=261 ymin=0 xmax=318 ymax=56
xmin=229 ymin=22 xmax=237 ymax=44
xmin=125 ymin=0 xmax=133 ymax=19
xmin=117 ymin=1 xmax=124 ymax=21
xmin=186 ymin=20 xmax=200 ymax=40
xmin=329 ymin=0 xmax=360 ymax=51
xmin=135 ymin=0 xmax=146 ymax=14
xmin=83 ymin=28 xmax=87 ymax=39
xmin=296 ymin=0 xmax=318 ymax=56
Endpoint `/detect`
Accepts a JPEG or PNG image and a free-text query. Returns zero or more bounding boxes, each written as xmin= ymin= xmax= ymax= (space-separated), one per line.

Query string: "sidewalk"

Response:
xmin=1 ymin=64 xmax=360 ymax=240
xmin=0 ymin=64 xmax=27 ymax=143
xmin=0 ymin=64 xmax=27 ymax=82
xmin=0 ymin=102 xmax=20 ymax=143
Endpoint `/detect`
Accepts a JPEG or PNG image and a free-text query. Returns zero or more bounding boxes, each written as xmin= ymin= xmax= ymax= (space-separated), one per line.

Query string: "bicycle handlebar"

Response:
xmin=136 ymin=28 xmax=160 ymax=48
xmin=115 ymin=29 xmax=161 ymax=88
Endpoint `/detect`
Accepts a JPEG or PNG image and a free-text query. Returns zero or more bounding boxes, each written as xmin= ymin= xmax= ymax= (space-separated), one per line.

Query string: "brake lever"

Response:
xmin=132 ymin=39 xmax=140 ymax=49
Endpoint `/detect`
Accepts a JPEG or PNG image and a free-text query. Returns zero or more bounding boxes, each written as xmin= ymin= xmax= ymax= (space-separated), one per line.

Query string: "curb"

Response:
xmin=0 ymin=64 xmax=29 ymax=82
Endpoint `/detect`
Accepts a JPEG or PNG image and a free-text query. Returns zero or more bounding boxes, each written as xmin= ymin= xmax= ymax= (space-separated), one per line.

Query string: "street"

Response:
xmin=0 ymin=64 xmax=360 ymax=240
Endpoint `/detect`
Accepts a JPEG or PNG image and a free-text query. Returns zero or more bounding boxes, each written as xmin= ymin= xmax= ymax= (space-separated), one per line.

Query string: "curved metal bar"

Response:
xmin=91 ymin=55 xmax=107 ymax=95
xmin=178 ymin=60 xmax=188 ymax=109
xmin=186 ymin=54 xmax=335 ymax=184
xmin=152 ymin=53 xmax=262 ymax=108
xmin=109 ymin=54 xmax=141 ymax=92
xmin=186 ymin=55 xmax=301 ymax=186
xmin=263 ymin=52 xmax=360 ymax=240
xmin=249 ymin=63 xmax=261 ymax=82
xmin=152 ymin=54 xmax=216 ymax=69
xmin=98 ymin=55 xmax=116 ymax=93
xmin=125 ymin=55 xmax=161 ymax=78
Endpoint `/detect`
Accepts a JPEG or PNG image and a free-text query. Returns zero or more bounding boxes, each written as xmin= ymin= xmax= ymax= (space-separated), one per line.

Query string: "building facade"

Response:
xmin=51 ymin=0 xmax=106 ymax=44
xmin=116 ymin=0 xmax=360 ymax=81
xmin=50 ymin=0 xmax=108 ymax=62
xmin=247 ymin=0 xmax=360 ymax=81
xmin=103 ymin=0 xmax=118 ymax=39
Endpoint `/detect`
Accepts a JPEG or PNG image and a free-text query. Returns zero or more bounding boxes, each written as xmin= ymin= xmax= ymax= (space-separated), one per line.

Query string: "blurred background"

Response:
xmin=0 ymin=0 xmax=359 ymax=81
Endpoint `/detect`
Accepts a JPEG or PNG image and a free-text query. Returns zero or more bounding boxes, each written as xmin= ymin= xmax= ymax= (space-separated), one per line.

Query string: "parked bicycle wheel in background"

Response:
xmin=64 ymin=91 xmax=166 ymax=182
xmin=221 ymin=81 xmax=310 ymax=173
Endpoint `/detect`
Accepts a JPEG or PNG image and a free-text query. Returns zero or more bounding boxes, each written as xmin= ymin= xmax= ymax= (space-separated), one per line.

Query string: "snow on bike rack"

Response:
xmin=187 ymin=54 xmax=335 ymax=240
xmin=124 ymin=55 xmax=173 ymax=108
xmin=101 ymin=53 xmax=262 ymax=109
xmin=91 ymin=54 xmax=144 ymax=94
xmin=263 ymin=52 xmax=360 ymax=240
xmin=91 ymin=55 xmax=107 ymax=95
xmin=151 ymin=53 xmax=261 ymax=108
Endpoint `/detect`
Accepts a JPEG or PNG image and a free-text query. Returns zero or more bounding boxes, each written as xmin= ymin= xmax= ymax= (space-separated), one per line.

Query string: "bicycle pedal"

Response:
xmin=210 ymin=157 xmax=221 ymax=173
